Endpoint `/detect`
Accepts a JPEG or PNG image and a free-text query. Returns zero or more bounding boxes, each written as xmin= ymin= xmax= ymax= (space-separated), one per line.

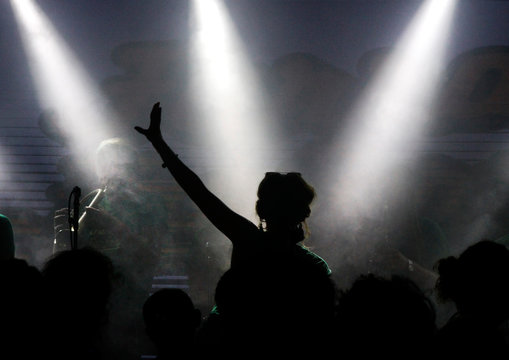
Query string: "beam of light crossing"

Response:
xmin=329 ymin=0 xmax=458 ymax=224
xmin=189 ymin=0 xmax=279 ymax=216
xmin=0 ymin=144 xmax=11 ymax=189
xmin=10 ymin=0 xmax=118 ymax=184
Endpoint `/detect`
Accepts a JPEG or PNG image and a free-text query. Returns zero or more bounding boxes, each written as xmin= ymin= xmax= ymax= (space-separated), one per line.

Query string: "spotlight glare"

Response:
xmin=189 ymin=0 xmax=278 ymax=215
xmin=0 ymin=145 xmax=11 ymax=184
xmin=331 ymin=0 xmax=458 ymax=221
xmin=10 ymin=0 xmax=118 ymax=184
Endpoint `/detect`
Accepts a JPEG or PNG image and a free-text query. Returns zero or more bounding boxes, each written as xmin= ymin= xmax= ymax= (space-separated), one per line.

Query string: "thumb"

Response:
xmin=134 ymin=126 xmax=146 ymax=134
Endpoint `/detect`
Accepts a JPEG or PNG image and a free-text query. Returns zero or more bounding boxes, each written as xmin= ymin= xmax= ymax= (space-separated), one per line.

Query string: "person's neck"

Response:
xmin=265 ymin=223 xmax=303 ymax=244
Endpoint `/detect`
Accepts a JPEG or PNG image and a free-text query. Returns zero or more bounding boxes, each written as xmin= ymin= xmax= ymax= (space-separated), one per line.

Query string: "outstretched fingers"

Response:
xmin=150 ymin=102 xmax=162 ymax=129
xmin=134 ymin=102 xmax=162 ymax=139
xmin=134 ymin=126 xmax=147 ymax=135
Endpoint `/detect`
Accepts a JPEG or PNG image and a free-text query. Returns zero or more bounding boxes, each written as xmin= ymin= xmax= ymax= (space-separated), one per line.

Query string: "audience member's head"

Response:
xmin=0 ymin=257 xmax=43 ymax=358
xmin=0 ymin=214 xmax=15 ymax=261
xmin=256 ymin=172 xmax=315 ymax=242
xmin=41 ymin=247 xmax=116 ymax=341
xmin=335 ymin=273 xmax=437 ymax=359
xmin=435 ymin=239 xmax=509 ymax=320
xmin=143 ymin=288 xmax=201 ymax=356
xmin=433 ymin=239 xmax=509 ymax=358
xmin=214 ymin=256 xmax=337 ymax=351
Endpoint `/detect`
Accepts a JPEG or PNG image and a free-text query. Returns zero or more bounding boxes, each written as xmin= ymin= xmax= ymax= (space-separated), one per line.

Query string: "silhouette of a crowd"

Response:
xmin=3 ymin=103 xmax=509 ymax=359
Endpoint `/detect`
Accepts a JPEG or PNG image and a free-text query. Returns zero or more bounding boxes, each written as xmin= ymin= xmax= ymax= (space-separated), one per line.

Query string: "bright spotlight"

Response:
xmin=189 ymin=0 xmax=279 ymax=215
xmin=330 ymin=0 xmax=458 ymax=221
xmin=10 ymin=0 xmax=117 ymax=184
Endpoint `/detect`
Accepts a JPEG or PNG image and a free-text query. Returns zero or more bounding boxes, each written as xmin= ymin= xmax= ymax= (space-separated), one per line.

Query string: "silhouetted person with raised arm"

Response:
xmin=143 ymin=288 xmax=202 ymax=359
xmin=135 ymin=102 xmax=334 ymax=351
xmin=334 ymin=273 xmax=437 ymax=360
xmin=135 ymin=102 xmax=330 ymax=274
xmin=432 ymin=239 xmax=509 ymax=358
xmin=136 ymin=104 xmax=330 ymax=264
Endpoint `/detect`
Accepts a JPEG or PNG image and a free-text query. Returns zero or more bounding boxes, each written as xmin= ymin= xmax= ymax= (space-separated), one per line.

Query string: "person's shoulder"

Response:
xmin=295 ymin=245 xmax=332 ymax=276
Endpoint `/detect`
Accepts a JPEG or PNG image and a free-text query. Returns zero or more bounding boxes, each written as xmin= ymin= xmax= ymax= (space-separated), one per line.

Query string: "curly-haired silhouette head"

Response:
xmin=433 ymin=239 xmax=509 ymax=358
xmin=255 ymin=172 xmax=315 ymax=243
xmin=435 ymin=239 xmax=509 ymax=318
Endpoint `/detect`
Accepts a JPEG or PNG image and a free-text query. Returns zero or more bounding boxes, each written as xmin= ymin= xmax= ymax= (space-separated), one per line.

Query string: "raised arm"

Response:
xmin=134 ymin=102 xmax=257 ymax=242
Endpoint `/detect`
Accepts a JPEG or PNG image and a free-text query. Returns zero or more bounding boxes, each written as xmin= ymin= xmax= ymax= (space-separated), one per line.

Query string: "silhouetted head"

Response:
xmin=255 ymin=172 xmax=315 ymax=241
xmin=0 ymin=214 xmax=14 ymax=261
xmin=143 ymin=288 xmax=201 ymax=350
xmin=0 ymin=258 xmax=43 ymax=358
xmin=435 ymin=239 xmax=509 ymax=319
xmin=214 ymin=256 xmax=336 ymax=349
xmin=41 ymin=247 xmax=116 ymax=337
xmin=335 ymin=273 xmax=436 ymax=357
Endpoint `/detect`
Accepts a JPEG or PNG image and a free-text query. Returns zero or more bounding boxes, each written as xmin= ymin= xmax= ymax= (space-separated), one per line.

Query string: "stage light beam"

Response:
xmin=10 ymin=0 xmax=118 ymax=184
xmin=330 ymin=0 xmax=458 ymax=222
xmin=189 ymin=0 xmax=278 ymax=215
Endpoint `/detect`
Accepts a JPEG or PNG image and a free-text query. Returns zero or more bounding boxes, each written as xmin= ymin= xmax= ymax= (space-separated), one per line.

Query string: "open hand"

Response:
xmin=134 ymin=102 xmax=163 ymax=142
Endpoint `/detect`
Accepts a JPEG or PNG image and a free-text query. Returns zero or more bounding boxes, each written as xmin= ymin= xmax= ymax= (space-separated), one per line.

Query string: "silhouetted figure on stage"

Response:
xmin=334 ymin=273 xmax=437 ymax=360
xmin=54 ymin=137 xmax=164 ymax=278
xmin=142 ymin=289 xmax=202 ymax=359
xmin=53 ymin=137 xmax=168 ymax=359
xmin=433 ymin=239 xmax=509 ymax=358
xmin=135 ymin=102 xmax=334 ymax=351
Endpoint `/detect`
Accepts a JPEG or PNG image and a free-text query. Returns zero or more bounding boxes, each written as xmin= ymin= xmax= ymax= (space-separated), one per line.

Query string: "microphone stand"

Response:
xmin=68 ymin=186 xmax=81 ymax=250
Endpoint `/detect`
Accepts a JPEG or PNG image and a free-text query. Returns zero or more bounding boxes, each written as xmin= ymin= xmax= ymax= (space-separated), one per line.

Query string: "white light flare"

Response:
xmin=330 ymin=0 xmax=458 ymax=222
xmin=10 ymin=0 xmax=117 ymax=184
xmin=0 ymin=145 xmax=11 ymax=186
xmin=189 ymin=0 xmax=278 ymax=215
